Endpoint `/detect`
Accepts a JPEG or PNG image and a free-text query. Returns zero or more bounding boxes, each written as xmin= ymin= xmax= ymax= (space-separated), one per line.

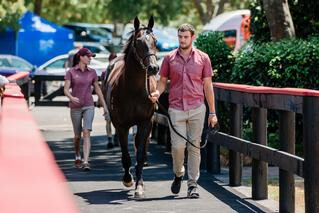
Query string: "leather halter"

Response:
xmin=131 ymin=30 xmax=157 ymax=96
xmin=131 ymin=31 xmax=157 ymax=71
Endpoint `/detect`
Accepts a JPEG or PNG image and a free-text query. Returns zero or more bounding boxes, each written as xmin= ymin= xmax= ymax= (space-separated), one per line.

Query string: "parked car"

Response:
xmin=64 ymin=23 xmax=113 ymax=46
xmin=0 ymin=54 xmax=34 ymax=77
xmin=34 ymin=54 xmax=107 ymax=76
xmin=73 ymin=42 xmax=110 ymax=54
xmin=121 ymin=24 xmax=179 ymax=52
xmin=153 ymin=27 xmax=179 ymax=52
xmin=202 ymin=9 xmax=251 ymax=51
xmin=34 ymin=54 xmax=108 ymax=95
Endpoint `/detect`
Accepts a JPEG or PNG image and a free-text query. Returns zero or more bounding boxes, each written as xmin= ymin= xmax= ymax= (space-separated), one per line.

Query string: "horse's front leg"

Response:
xmin=134 ymin=120 xmax=152 ymax=198
xmin=118 ymin=127 xmax=134 ymax=187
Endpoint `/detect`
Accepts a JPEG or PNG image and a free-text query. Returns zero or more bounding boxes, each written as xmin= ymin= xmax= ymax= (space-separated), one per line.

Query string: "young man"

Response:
xmin=149 ymin=23 xmax=218 ymax=198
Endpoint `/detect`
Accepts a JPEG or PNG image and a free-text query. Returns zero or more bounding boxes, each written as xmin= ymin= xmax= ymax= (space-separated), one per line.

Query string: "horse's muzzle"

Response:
xmin=147 ymin=64 xmax=159 ymax=76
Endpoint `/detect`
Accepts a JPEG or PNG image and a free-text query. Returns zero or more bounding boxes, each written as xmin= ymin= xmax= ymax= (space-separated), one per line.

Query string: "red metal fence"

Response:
xmin=0 ymin=72 xmax=79 ymax=213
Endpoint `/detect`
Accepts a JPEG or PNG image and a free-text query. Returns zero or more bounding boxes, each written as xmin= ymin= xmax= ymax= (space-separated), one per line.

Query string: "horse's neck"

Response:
xmin=124 ymin=51 xmax=146 ymax=90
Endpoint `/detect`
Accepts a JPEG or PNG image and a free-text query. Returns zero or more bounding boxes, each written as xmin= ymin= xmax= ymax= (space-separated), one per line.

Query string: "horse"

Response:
xmin=102 ymin=16 xmax=159 ymax=198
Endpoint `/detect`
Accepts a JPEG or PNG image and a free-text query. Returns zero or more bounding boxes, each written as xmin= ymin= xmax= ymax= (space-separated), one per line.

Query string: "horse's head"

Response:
xmin=132 ymin=16 xmax=159 ymax=76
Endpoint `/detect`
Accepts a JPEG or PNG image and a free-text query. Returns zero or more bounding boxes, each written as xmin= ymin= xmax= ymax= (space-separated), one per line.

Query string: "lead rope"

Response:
xmin=145 ymin=72 xmax=214 ymax=149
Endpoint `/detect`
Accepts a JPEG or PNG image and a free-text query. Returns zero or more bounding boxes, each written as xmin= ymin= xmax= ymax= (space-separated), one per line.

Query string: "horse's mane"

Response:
xmin=122 ymin=26 xmax=152 ymax=61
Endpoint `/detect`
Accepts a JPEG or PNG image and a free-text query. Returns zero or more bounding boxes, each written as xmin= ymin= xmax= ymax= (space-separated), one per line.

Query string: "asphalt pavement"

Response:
xmin=31 ymin=106 xmax=274 ymax=213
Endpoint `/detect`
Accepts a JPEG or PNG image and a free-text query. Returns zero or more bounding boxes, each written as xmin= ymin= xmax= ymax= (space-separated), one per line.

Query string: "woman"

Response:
xmin=64 ymin=47 xmax=108 ymax=171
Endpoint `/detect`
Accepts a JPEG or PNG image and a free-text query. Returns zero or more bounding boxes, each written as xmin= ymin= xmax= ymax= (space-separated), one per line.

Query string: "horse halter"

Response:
xmin=132 ymin=30 xmax=157 ymax=71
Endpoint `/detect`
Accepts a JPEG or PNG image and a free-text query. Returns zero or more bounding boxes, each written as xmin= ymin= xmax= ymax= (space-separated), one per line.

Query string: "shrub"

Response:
xmin=232 ymin=37 xmax=319 ymax=89
xmin=194 ymin=31 xmax=234 ymax=82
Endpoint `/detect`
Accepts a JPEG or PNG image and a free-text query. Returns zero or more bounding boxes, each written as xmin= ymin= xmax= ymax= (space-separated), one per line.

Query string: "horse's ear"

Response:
xmin=148 ymin=16 xmax=154 ymax=30
xmin=134 ymin=17 xmax=140 ymax=31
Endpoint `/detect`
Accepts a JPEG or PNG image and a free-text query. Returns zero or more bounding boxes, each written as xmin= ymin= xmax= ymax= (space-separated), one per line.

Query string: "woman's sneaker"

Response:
xmin=82 ymin=163 xmax=91 ymax=171
xmin=187 ymin=186 xmax=199 ymax=199
xmin=74 ymin=159 xmax=82 ymax=168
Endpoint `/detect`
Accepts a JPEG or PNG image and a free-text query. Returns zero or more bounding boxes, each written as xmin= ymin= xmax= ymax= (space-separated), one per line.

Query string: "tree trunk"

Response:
xmin=263 ymin=0 xmax=295 ymax=41
xmin=215 ymin=0 xmax=227 ymax=17
xmin=193 ymin=0 xmax=214 ymax=25
xmin=34 ymin=0 xmax=42 ymax=16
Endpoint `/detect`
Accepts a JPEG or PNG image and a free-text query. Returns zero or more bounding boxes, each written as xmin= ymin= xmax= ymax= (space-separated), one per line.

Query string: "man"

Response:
xmin=149 ymin=23 xmax=218 ymax=198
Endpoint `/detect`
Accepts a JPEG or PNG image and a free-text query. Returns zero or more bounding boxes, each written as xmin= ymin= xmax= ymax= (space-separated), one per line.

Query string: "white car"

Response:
xmin=34 ymin=54 xmax=108 ymax=95
xmin=35 ymin=54 xmax=107 ymax=77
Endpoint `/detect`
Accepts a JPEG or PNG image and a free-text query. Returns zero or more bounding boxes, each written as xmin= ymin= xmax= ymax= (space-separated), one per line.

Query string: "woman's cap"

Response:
xmin=77 ymin=48 xmax=96 ymax=57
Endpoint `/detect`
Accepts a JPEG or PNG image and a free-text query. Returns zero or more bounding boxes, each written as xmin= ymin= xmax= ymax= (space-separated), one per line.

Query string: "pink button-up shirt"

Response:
xmin=65 ymin=65 xmax=98 ymax=109
xmin=160 ymin=48 xmax=213 ymax=111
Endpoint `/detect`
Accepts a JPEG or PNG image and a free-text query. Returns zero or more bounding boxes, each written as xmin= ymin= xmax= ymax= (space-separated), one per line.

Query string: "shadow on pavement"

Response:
xmin=48 ymin=134 xmax=268 ymax=212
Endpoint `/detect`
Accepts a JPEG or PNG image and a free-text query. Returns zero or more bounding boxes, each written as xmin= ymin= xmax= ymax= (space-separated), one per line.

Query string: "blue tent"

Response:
xmin=0 ymin=11 xmax=74 ymax=66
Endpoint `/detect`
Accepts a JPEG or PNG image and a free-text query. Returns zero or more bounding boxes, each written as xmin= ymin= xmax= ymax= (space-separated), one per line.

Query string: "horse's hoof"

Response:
xmin=134 ymin=185 xmax=145 ymax=199
xmin=123 ymin=180 xmax=134 ymax=187
xmin=122 ymin=174 xmax=134 ymax=187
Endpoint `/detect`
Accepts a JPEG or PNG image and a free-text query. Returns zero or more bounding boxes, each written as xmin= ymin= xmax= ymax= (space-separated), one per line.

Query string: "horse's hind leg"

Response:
xmin=134 ymin=121 xmax=152 ymax=198
xmin=118 ymin=128 xmax=134 ymax=187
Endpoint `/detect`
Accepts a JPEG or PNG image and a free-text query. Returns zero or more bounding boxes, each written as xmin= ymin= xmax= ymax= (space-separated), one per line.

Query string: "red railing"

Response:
xmin=0 ymin=72 xmax=79 ymax=213
xmin=153 ymin=82 xmax=319 ymax=213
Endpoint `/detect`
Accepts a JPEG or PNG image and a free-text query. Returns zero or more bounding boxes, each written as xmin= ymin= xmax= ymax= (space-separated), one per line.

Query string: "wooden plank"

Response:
xmin=42 ymin=87 xmax=64 ymax=100
xmin=229 ymin=103 xmax=242 ymax=186
xmin=33 ymin=75 xmax=65 ymax=81
xmin=209 ymin=132 xmax=304 ymax=177
xmin=35 ymin=101 xmax=69 ymax=107
xmin=303 ymin=96 xmax=319 ymax=212
xmin=279 ymin=110 xmax=295 ymax=212
xmin=252 ymin=108 xmax=268 ymax=200
xmin=214 ymin=88 xmax=303 ymax=113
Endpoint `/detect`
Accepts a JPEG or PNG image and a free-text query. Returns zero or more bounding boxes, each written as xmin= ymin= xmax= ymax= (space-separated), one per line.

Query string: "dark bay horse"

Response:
xmin=102 ymin=16 xmax=159 ymax=198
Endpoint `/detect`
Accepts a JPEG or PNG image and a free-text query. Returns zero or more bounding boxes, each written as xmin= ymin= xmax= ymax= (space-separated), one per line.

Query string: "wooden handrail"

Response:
xmin=214 ymin=82 xmax=319 ymax=97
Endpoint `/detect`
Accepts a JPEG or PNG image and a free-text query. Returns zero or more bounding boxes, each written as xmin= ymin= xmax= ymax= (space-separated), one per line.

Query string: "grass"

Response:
xmin=242 ymin=178 xmax=305 ymax=213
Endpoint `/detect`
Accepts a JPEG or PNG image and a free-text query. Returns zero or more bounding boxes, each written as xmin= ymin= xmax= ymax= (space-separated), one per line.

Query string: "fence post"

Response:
xmin=229 ymin=103 xmax=243 ymax=186
xmin=303 ymin=96 xmax=319 ymax=212
xmin=279 ymin=110 xmax=295 ymax=212
xmin=252 ymin=107 xmax=268 ymax=200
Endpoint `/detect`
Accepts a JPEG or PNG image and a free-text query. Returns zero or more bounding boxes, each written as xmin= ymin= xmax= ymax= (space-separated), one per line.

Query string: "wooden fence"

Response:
xmin=153 ymin=82 xmax=319 ymax=213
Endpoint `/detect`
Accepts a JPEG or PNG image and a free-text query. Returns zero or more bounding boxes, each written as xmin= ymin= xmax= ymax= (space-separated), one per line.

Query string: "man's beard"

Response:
xmin=179 ymin=42 xmax=191 ymax=50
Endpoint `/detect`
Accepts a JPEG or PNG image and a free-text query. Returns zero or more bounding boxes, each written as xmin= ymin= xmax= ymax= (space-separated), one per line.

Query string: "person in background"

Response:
xmin=100 ymin=52 xmax=117 ymax=149
xmin=0 ymin=75 xmax=9 ymax=98
xmin=149 ymin=23 xmax=218 ymax=198
xmin=64 ymin=47 xmax=108 ymax=171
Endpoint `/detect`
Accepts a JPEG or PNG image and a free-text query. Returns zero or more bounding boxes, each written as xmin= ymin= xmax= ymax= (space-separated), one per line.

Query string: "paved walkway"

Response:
xmin=32 ymin=106 xmax=273 ymax=213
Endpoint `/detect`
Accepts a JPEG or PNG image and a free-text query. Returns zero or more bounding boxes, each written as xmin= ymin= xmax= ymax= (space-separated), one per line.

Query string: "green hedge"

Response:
xmin=232 ymin=37 xmax=319 ymax=89
xmin=194 ymin=31 xmax=234 ymax=82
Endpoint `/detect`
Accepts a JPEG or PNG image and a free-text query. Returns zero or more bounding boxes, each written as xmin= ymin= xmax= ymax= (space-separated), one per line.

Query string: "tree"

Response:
xmin=0 ymin=0 xmax=26 ymax=31
xmin=262 ymin=0 xmax=295 ymax=41
xmin=33 ymin=0 xmax=42 ymax=16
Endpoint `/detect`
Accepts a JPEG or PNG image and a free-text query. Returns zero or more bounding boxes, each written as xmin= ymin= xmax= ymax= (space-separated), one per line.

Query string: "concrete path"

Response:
xmin=31 ymin=106 xmax=273 ymax=213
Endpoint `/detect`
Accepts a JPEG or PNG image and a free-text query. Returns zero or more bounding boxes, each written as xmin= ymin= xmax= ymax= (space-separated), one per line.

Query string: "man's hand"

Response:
xmin=70 ymin=96 xmax=80 ymax=105
xmin=208 ymin=114 xmax=218 ymax=128
xmin=149 ymin=90 xmax=160 ymax=103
